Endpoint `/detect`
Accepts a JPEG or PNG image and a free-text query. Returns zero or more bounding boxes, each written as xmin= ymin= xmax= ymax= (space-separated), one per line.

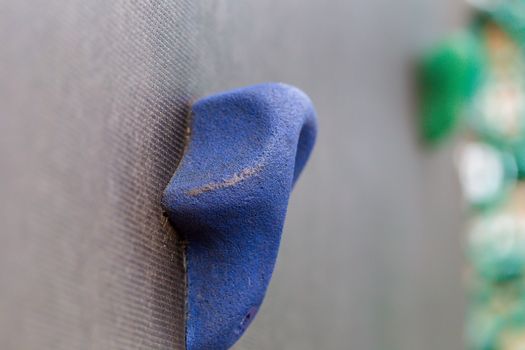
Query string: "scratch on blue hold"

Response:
xmin=187 ymin=161 xmax=265 ymax=197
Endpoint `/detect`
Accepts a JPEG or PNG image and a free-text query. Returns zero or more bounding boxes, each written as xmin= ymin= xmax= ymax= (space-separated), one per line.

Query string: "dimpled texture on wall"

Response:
xmin=0 ymin=1 xmax=198 ymax=348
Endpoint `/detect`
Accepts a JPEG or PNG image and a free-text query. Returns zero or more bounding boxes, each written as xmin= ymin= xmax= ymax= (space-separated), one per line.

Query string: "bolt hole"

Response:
xmin=235 ymin=306 xmax=259 ymax=335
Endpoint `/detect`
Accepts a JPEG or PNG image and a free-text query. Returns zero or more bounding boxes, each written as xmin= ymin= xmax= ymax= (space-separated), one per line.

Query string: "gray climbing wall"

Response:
xmin=0 ymin=0 xmax=466 ymax=349
xmin=195 ymin=1 xmax=467 ymax=349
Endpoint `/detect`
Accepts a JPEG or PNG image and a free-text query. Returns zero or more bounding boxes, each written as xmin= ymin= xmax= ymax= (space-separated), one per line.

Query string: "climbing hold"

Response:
xmin=162 ymin=83 xmax=317 ymax=350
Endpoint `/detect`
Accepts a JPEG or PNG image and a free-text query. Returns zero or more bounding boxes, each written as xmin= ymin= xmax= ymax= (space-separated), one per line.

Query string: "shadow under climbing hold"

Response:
xmin=162 ymin=83 xmax=318 ymax=350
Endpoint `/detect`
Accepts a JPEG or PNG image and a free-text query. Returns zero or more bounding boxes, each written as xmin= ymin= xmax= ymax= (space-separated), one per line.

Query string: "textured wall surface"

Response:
xmin=0 ymin=1 xmax=196 ymax=349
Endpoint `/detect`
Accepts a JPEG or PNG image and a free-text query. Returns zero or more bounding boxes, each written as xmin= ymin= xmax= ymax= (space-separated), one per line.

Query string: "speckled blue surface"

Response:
xmin=162 ymin=83 xmax=317 ymax=350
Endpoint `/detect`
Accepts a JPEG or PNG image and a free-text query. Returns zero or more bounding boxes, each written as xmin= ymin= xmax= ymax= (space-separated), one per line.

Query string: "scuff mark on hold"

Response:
xmin=187 ymin=162 xmax=265 ymax=196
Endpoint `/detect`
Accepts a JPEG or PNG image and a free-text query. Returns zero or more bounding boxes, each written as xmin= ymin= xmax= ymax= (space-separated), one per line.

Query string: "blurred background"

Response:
xmin=0 ymin=0 xmax=474 ymax=349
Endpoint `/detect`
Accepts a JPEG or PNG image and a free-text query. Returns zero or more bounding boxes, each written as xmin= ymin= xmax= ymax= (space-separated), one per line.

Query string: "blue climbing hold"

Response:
xmin=162 ymin=83 xmax=317 ymax=350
